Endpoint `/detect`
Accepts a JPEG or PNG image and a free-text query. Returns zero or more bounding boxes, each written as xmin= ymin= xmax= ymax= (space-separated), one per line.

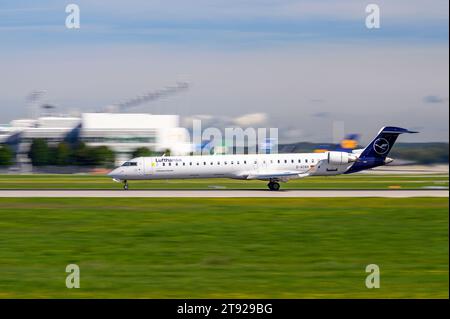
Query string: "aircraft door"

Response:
xmin=253 ymin=158 xmax=258 ymax=171
xmin=135 ymin=158 xmax=144 ymax=176
xmin=144 ymin=158 xmax=154 ymax=175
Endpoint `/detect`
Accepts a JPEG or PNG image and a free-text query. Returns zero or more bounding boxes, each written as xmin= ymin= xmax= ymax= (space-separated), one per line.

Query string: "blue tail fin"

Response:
xmin=360 ymin=126 xmax=418 ymax=159
xmin=346 ymin=126 xmax=418 ymax=173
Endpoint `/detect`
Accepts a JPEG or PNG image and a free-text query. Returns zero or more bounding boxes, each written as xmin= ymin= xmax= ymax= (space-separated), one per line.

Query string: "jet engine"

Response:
xmin=327 ymin=151 xmax=358 ymax=165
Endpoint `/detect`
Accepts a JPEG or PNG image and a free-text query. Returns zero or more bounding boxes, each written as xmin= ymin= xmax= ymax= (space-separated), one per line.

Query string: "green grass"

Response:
xmin=0 ymin=197 xmax=447 ymax=298
xmin=0 ymin=174 xmax=448 ymax=189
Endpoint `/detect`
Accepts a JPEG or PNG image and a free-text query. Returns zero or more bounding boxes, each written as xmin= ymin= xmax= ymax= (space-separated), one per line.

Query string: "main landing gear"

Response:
xmin=123 ymin=180 xmax=129 ymax=190
xmin=267 ymin=181 xmax=280 ymax=191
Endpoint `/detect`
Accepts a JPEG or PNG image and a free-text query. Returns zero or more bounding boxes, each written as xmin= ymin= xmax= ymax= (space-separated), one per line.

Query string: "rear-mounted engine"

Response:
xmin=327 ymin=151 xmax=358 ymax=165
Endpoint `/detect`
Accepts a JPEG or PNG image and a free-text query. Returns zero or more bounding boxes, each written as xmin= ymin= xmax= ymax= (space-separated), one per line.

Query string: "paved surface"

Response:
xmin=365 ymin=164 xmax=449 ymax=175
xmin=0 ymin=190 xmax=447 ymax=198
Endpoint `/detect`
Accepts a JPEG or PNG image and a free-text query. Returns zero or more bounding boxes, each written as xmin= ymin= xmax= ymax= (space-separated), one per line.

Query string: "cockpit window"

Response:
xmin=122 ymin=162 xmax=137 ymax=166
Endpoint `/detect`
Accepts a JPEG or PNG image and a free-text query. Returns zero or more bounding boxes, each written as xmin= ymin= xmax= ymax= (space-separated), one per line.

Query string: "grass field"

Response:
xmin=0 ymin=173 xmax=448 ymax=190
xmin=0 ymin=197 xmax=447 ymax=298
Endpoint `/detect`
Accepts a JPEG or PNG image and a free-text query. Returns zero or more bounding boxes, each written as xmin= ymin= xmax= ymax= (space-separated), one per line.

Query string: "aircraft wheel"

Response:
xmin=272 ymin=182 xmax=280 ymax=191
xmin=123 ymin=181 xmax=129 ymax=190
xmin=268 ymin=181 xmax=280 ymax=191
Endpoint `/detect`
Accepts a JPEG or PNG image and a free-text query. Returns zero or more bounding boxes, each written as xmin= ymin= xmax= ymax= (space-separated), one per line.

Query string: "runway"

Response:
xmin=0 ymin=189 xmax=447 ymax=198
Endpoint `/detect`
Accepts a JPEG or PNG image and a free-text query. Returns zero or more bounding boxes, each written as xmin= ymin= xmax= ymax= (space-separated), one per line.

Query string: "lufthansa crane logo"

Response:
xmin=373 ymin=138 xmax=390 ymax=155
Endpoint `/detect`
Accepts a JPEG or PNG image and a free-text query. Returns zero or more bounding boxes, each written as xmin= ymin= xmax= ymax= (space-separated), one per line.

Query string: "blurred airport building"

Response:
xmin=0 ymin=83 xmax=195 ymax=169
xmin=0 ymin=113 xmax=192 ymax=166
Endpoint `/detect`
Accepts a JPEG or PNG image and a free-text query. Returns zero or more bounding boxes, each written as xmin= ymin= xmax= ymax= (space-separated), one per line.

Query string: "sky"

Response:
xmin=0 ymin=0 xmax=448 ymax=143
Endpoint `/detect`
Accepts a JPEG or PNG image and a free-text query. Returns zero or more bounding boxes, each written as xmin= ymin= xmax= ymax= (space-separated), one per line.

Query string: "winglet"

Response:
xmin=379 ymin=126 xmax=419 ymax=134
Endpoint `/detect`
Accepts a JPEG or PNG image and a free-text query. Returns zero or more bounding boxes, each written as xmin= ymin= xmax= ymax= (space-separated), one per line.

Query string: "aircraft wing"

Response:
xmin=244 ymin=171 xmax=310 ymax=181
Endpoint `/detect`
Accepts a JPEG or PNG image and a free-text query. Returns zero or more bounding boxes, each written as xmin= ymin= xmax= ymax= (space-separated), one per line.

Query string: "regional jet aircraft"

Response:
xmin=108 ymin=126 xmax=417 ymax=191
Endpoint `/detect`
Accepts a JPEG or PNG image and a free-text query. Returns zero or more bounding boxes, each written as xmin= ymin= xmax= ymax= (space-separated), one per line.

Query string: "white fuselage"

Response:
xmin=107 ymin=125 xmax=412 ymax=190
xmin=108 ymin=152 xmax=355 ymax=182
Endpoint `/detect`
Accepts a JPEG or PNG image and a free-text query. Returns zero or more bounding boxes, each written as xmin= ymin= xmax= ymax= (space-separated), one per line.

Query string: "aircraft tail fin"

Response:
xmin=359 ymin=126 xmax=418 ymax=160
xmin=345 ymin=126 xmax=418 ymax=174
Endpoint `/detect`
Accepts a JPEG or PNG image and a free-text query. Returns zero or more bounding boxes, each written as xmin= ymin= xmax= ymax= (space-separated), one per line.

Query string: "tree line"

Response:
xmin=0 ymin=140 xmax=169 ymax=168
xmin=27 ymin=139 xmax=115 ymax=167
xmin=0 ymin=145 xmax=13 ymax=167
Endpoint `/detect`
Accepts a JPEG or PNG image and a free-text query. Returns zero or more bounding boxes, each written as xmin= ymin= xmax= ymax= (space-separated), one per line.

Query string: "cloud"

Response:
xmin=310 ymin=98 xmax=326 ymax=104
xmin=182 ymin=113 xmax=268 ymax=129
xmin=279 ymin=127 xmax=306 ymax=143
xmin=233 ymin=113 xmax=267 ymax=126
xmin=1 ymin=0 xmax=448 ymax=49
xmin=181 ymin=114 xmax=222 ymax=129
xmin=311 ymin=112 xmax=330 ymax=118
xmin=75 ymin=0 xmax=450 ymax=22
xmin=423 ymin=95 xmax=447 ymax=104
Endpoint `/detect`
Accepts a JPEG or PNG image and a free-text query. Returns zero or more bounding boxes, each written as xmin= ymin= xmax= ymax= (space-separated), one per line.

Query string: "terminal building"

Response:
xmin=80 ymin=113 xmax=192 ymax=162
xmin=0 ymin=113 xmax=193 ymax=166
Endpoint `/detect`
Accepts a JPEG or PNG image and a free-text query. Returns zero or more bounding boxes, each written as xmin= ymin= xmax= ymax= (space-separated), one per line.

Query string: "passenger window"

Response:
xmin=168 ymin=163 xmax=171 ymax=166
xmin=298 ymin=159 xmax=301 ymax=163
xmin=237 ymin=161 xmax=240 ymax=165
xmin=217 ymin=162 xmax=220 ymax=165
xmin=284 ymin=160 xmax=287 ymax=164
xmin=312 ymin=159 xmax=315 ymax=163
xmin=210 ymin=162 xmax=213 ymax=165
xmin=189 ymin=162 xmax=192 ymax=166
xmin=291 ymin=159 xmax=294 ymax=163
xmin=231 ymin=161 xmax=234 ymax=165
xmin=196 ymin=162 xmax=199 ymax=166
xmin=254 ymin=160 xmax=257 ymax=164
xmin=224 ymin=161 xmax=227 ymax=165
xmin=183 ymin=162 xmax=185 ymax=166
xmin=203 ymin=162 xmax=206 ymax=165
xmin=162 ymin=163 xmax=165 ymax=166
xmin=244 ymin=161 xmax=247 ymax=164
xmin=305 ymin=159 xmax=308 ymax=163
xmin=278 ymin=160 xmax=280 ymax=164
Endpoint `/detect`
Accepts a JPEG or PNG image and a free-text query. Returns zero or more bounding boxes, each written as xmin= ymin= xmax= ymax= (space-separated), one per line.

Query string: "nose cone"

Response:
xmin=107 ymin=168 xmax=118 ymax=177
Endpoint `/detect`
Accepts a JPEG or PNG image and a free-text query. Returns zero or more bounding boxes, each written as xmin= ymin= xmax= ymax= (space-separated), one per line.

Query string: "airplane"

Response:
xmin=108 ymin=126 xmax=417 ymax=191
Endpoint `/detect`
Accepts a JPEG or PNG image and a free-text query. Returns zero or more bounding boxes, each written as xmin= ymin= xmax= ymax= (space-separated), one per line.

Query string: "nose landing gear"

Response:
xmin=123 ymin=180 xmax=129 ymax=190
xmin=267 ymin=181 xmax=280 ymax=191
